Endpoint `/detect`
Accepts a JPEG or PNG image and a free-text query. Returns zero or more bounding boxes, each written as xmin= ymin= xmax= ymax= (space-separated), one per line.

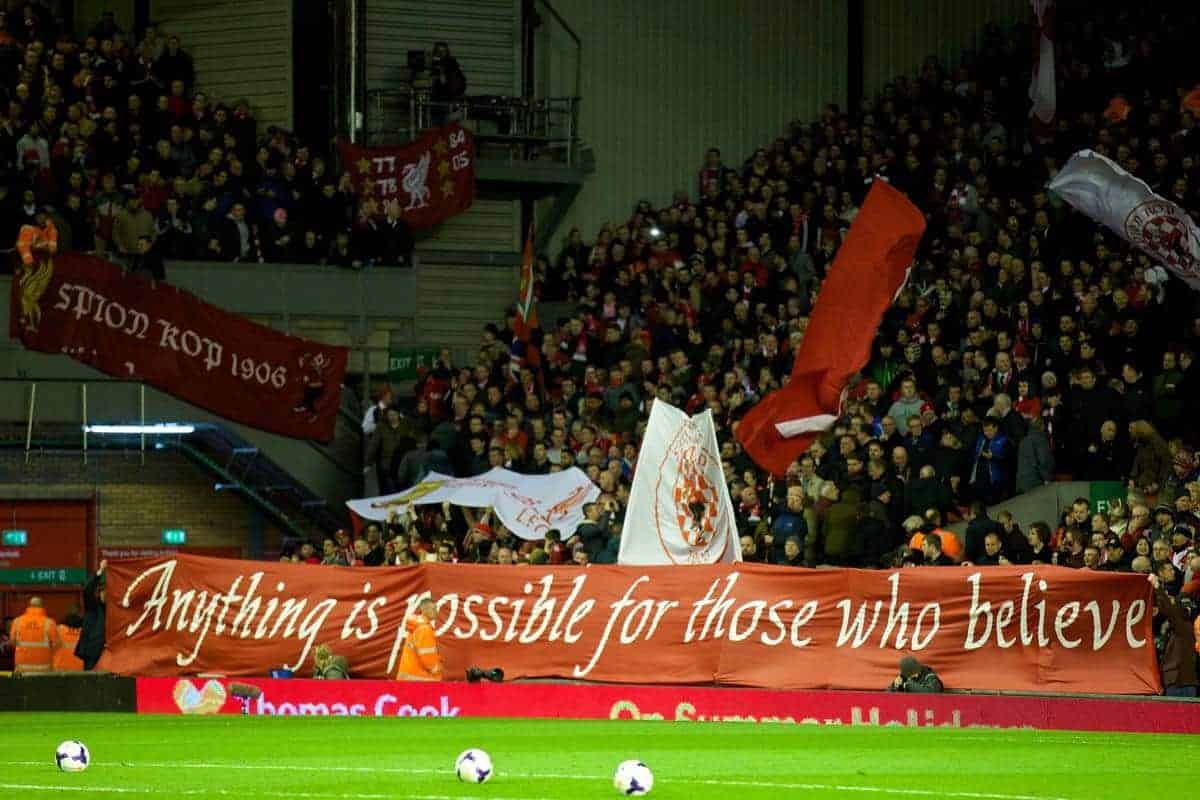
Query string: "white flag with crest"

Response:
xmin=1048 ymin=149 xmax=1200 ymax=291
xmin=619 ymin=400 xmax=741 ymax=565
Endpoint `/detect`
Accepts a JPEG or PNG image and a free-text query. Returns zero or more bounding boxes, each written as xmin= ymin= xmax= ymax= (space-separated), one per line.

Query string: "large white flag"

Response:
xmin=347 ymin=467 xmax=599 ymax=541
xmin=1048 ymin=150 xmax=1200 ymax=291
xmin=619 ymin=401 xmax=740 ymax=565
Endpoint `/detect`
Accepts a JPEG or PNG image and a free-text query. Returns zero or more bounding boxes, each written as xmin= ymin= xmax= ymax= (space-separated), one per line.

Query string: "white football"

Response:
xmin=614 ymin=759 xmax=653 ymax=795
xmin=455 ymin=748 xmax=493 ymax=783
xmin=55 ymin=740 xmax=90 ymax=773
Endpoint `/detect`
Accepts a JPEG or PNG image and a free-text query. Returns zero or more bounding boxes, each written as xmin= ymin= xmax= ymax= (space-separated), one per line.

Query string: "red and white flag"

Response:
xmin=1029 ymin=0 xmax=1056 ymax=125
xmin=1049 ymin=149 xmax=1200 ymax=291
xmin=736 ymin=181 xmax=926 ymax=477
xmin=510 ymin=227 xmax=540 ymax=374
xmin=620 ymin=400 xmax=740 ymax=565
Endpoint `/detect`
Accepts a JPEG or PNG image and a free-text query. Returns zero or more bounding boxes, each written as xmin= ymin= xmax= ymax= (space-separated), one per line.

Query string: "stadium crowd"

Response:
xmin=4 ymin=1 xmax=1197 ymax=687
xmin=348 ymin=0 xmax=1200 ymax=627
xmin=0 ymin=3 xmax=413 ymax=273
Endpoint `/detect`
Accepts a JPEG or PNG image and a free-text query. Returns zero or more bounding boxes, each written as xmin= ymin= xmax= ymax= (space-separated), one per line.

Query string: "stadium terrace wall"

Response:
xmin=0 ymin=451 xmax=287 ymax=558
xmin=135 ymin=678 xmax=1200 ymax=735
xmin=150 ymin=0 xmax=295 ymax=134
xmin=536 ymin=0 xmax=1029 ymax=250
xmin=538 ymin=0 xmax=848 ymax=251
xmin=862 ymin=0 xmax=1029 ymax=97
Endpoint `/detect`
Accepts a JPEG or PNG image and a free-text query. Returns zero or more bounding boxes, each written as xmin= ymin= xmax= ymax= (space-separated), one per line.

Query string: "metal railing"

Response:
xmin=366 ymin=90 xmax=582 ymax=166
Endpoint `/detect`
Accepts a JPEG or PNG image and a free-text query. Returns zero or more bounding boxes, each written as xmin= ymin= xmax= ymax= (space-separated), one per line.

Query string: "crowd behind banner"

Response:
xmin=4 ymin=2 xmax=1200 ymax=695
xmin=341 ymin=3 xmax=1200 ymax=695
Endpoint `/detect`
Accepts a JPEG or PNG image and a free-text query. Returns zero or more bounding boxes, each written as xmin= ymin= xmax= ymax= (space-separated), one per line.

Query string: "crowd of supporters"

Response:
xmin=6 ymin=1 xmax=1198 ymax=683
xmin=1 ymin=3 xmax=413 ymax=272
xmin=353 ymin=2 xmax=1200 ymax=604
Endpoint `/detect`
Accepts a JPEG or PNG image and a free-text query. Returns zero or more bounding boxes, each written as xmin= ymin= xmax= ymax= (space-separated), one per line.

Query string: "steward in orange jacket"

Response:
xmin=11 ymin=597 xmax=59 ymax=674
xmin=53 ymin=608 xmax=85 ymax=672
xmin=16 ymin=213 xmax=57 ymax=266
xmin=395 ymin=598 xmax=442 ymax=681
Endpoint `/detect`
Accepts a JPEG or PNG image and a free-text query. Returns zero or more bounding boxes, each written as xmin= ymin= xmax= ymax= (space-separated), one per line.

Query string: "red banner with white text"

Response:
xmin=102 ymin=555 xmax=1161 ymax=695
xmin=135 ymin=678 xmax=1200 ymax=734
xmin=10 ymin=254 xmax=348 ymax=441
xmin=338 ymin=123 xmax=475 ymax=229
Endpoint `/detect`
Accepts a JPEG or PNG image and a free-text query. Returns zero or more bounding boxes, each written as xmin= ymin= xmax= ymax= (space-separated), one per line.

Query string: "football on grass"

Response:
xmin=55 ymin=740 xmax=90 ymax=773
xmin=455 ymin=748 xmax=493 ymax=783
xmin=614 ymin=759 xmax=653 ymax=795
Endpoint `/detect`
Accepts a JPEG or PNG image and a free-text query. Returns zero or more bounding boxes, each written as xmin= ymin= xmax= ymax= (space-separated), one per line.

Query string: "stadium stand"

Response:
xmin=3 ymin=0 xmax=1200 ymax=612
xmin=375 ymin=1 xmax=1200 ymax=590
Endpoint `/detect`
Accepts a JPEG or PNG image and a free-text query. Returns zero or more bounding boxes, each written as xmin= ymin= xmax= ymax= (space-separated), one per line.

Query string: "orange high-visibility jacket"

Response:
xmin=16 ymin=220 xmax=58 ymax=266
xmin=11 ymin=607 xmax=59 ymax=674
xmin=53 ymin=624 xmax=84 ymax=671
xmin=395 ymin=613 xmax=442 ymax=681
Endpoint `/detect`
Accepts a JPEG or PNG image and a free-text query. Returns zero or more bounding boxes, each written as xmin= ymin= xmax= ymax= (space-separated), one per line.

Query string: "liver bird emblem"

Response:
xmin=18 ymin=256 xmax=54 ymax=333
xmin=402 ymin=152 xmax=432 ymax=210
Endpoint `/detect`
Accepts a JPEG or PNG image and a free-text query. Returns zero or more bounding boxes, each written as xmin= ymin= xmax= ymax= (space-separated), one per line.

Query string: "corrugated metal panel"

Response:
xmin=542 ymin=0 xmax=847 ymax=247
xmin=74 ymin=0 xmax=135 ymax=36
xmin=415 ymin=262 xmax=517 ymax=363
xmin=365 ymin=0 xmax=521 ymax=96
xmin=421 ymin=198 xmax=520 ymax=252
xmin=863 ymin=0 xmax=1028 ymax=96
xmin=151 ymin=0 xmax=293 ymax=133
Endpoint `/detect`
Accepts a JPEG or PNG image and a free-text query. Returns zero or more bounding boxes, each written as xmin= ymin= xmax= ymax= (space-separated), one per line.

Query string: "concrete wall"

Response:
xmin=862 ymin=0 xmax=1028 ymax=97
xmin=74 ymin=0 xmax=135 ymax=37
xmin=538 ymin=0 xmax=849 ymax=248
xmin=151 ymin=0 xmax=294 ymax=133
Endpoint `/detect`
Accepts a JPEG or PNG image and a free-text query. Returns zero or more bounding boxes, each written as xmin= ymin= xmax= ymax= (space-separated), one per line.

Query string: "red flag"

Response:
xmin=736 ymin=181 xmax=926 ymax=477
xmin=337 ymin=123 xmax=476 ymax=229
xmin=510 ymin=227 xmax=540 ymax=375
xmin=1029 ymin=0 xmax=1056 ymax=125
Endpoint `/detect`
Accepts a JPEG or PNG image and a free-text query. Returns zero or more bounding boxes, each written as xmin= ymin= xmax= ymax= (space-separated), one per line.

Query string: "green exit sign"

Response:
xmin=161 ymin=529 xmax=187 ymax=546
xmin=2 ymin=530 xmax=28 ymax=546
xmin=0 ymin=567 xmax=86 ymax=585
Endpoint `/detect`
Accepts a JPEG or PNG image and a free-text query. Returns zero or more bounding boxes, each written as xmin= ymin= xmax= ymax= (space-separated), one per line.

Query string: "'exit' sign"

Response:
xmin=2 ymin=530 xmax=27 ymax=546
xmin=161 ymin=529 xmax=187 ymax=546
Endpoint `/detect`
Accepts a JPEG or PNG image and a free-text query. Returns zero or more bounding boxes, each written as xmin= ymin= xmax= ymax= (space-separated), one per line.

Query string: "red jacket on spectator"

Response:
xmin=739 ymin=257 xmax=769 ymax=288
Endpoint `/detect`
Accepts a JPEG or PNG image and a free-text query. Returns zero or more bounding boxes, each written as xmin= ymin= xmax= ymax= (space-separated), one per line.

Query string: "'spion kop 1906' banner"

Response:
xmin=101 ymin=554 xmax=1161 ymax=694
xmin=10 ymin=253 xmax=348 ymax=441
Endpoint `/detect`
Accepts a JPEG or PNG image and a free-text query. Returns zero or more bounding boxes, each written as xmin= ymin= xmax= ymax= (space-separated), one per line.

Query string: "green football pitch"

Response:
xmin=1 ymin=713 xmax=1196 ymax=799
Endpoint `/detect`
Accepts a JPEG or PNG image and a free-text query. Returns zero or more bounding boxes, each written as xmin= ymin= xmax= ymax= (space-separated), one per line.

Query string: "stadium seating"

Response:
xmin=385 ymin=2 xmax=1200 ymax=583
xmin=4 ymin=2 xmax=1200 ymax=596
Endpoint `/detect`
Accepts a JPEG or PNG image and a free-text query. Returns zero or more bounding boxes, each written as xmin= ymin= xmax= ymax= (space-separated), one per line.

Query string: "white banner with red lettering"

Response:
xmin=620 ymin=401 xmax=740 ymax=564
xmin=346 ymin=467 xmax=599 ymax=540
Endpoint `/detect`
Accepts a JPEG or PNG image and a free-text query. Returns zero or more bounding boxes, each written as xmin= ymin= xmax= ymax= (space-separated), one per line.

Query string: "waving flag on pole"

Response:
xmin=736 ymin=181 xmax=926 ymax=477
xmin=510 ymin=227 xmax=540 ymax=375
xmin=1048 ymin=149 xmax=1200 ymax=291
xmin=1029 ymin=0 xmax=1056 ymax=125
xmin=619 ymin=400 xmax=741 ymax=565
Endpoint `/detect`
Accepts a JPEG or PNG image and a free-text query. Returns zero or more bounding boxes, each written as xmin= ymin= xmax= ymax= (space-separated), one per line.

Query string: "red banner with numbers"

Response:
xmin=338 ymin=123 xmax=476 ymax=229
xmin=9 ymin=253 xmax=348 ymax=441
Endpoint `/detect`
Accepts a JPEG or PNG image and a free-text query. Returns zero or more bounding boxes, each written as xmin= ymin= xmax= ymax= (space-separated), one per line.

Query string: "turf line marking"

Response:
xmin=0 ymin=785 xmax=531 ymax=800
xmin=0 ymin=761 xmax=1070 ymax=800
